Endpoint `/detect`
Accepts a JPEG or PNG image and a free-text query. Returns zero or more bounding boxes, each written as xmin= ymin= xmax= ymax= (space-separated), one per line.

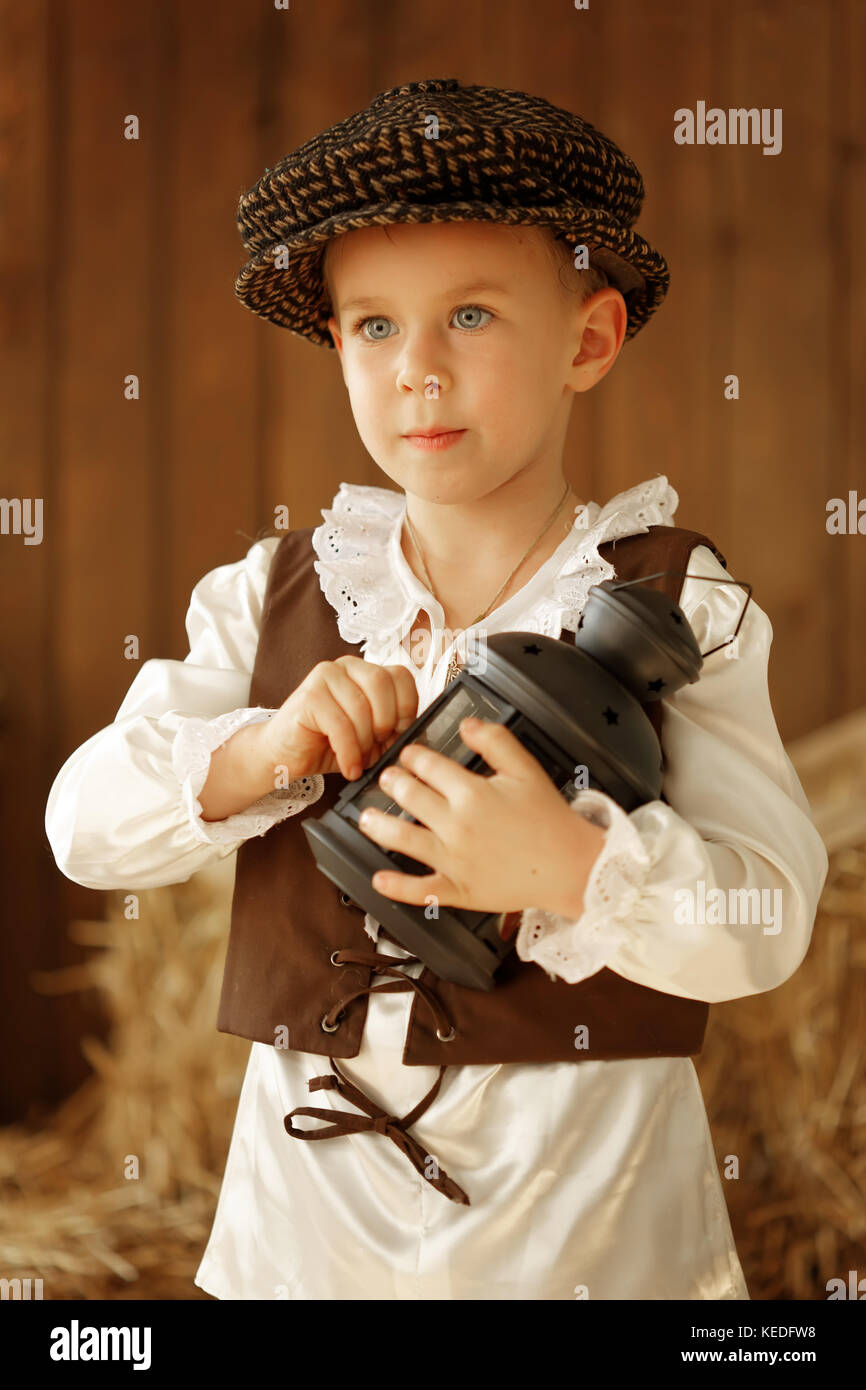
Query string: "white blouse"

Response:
xmin=45 ymin=474 xmax=829 ymax=1300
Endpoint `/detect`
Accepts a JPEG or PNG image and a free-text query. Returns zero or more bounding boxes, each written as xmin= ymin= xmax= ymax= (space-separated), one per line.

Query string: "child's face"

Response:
xmin=325 ymin=221 xmax=623 ymax=505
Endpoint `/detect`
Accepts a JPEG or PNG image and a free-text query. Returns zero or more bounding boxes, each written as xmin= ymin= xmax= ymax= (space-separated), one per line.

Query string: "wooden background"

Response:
xmin=1 ymin=0 xmax=863 ymax=1121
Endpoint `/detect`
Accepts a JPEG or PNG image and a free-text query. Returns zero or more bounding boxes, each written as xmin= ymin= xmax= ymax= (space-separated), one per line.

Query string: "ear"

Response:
xmin=327 ymin=315 xmax=347 ymax=382
xmin=568 ymin=290 xmax=627 ymax=395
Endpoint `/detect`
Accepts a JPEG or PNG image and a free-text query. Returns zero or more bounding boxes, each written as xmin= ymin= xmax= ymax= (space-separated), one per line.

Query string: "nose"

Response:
xmin=395 ymin=333 xmax=451 ymax=397
xmin=397 ymin=370 xmax=445 ymax=398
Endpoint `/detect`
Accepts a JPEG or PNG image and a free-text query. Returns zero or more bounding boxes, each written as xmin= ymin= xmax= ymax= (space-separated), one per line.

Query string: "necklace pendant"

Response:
xmin=445 ymin=655 xmax=462 ymax=686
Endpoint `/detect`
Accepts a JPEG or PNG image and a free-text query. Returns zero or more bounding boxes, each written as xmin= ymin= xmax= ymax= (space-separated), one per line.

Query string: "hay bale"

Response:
xmin=0 ymin=858 xmax=248 ymax=1300
xmin=693 ymin=701 xmax=866 ymax=1300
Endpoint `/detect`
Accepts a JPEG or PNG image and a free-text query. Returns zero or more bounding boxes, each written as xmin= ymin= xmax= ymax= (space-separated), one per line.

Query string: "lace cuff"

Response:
xmin=515 ymin=789 xmax=653 ymax=983
xmin=171 ymin=707 xmax=324 ymax=845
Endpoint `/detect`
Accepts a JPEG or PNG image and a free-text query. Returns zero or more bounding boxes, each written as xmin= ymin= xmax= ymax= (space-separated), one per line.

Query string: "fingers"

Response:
xmin=370 ymin=869 xmax=451 ymax=906
xmin=383 ymin=663 xmax=420 ymax=731
xmin=324 ymin=658 xmax=419 ymax=779
xmin=337 ymin=657 xmax=397 ymax=741
xmin=455 ymin=717 xmax=543 ymax=780
xmin=303 ymin=680 xmax=369 ymax=781
xmin=339 ymin=657 xmax=418 ymax=734
xmin=334 ymin=656 xmax=418 ymax=736
xmin=358 ymin=805 xmax=439 ymax=871
xmin=369 ymin=757 xmax=450 ymax=838
xmin=292 ymin=657 xmax=420 ymax=783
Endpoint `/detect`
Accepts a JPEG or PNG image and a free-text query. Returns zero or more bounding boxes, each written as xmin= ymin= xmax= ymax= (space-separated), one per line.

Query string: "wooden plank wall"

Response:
xmin=0 ymin=0 xmax=863 ymax=1119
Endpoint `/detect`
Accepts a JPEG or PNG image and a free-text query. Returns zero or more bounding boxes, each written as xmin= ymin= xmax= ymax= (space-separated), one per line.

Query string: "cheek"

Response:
xmin=345 ymin=359 xmax=384 ymax=409
xmin=478 ymin=349 xmax=544 ymax=422
xmin=476 ymin=332 xmax=537 ymax=388
xmin=464 ymin=346 xmax=518 ymax=405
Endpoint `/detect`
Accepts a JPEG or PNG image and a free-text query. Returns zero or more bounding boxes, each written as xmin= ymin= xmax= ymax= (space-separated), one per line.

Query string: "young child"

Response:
xmin=45 ymin=79 xmax=829 ymax=1300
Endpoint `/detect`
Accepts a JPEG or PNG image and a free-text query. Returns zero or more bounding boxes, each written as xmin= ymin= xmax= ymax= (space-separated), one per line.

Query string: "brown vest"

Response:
xmin=219 ymin=522 xmax=727 ymax=1067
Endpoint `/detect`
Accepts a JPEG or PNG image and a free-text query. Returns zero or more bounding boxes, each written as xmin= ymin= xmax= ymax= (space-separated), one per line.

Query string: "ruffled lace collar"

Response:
xmin=312 ymin=474 xmax=679 ymax=648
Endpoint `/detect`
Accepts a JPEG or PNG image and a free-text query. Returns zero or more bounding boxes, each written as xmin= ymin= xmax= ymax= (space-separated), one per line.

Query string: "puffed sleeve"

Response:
xmin=44 ymin=537 xmax=324 ymax=891
xmin=515 ymin=545 xmax=830 ymax=1001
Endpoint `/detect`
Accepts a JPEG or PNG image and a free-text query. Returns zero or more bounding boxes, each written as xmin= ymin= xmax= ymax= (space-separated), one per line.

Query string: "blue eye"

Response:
xmin=355 ymin=316 xmax=393 ymax=341
xmin=453 ymin=306 xmax=491 ymax=331
xmin=351 ymin=305 xmax=494 ymax=341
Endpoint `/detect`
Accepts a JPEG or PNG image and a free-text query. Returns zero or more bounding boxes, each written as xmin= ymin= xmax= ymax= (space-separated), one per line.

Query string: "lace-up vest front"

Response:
xmin=218 ymin=522 xmax=726 ymax=1068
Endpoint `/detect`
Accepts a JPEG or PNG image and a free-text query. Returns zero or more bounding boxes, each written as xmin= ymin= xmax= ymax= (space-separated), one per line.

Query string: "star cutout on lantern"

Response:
xmin=522 ymin=643 xmax=543 ymax=656
xmin=646 ymin=677 xmax=665 ymax=692
xmin=602 ymin=706 xmax=619 ymax=725
xmin=669 ymin=609 xmax=683 ymax=624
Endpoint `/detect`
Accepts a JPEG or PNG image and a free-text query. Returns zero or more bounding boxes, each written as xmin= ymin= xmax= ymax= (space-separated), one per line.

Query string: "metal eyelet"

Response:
xmin=330 ymin=950 xmax=346 ymax=966
xmin=339 ymin=891 xmax=357 ymax=909
xmin=321 ymin=1013 xmax=343 ymax=1033
xmin=436 ymin=1025 xmax=456 ymax=1042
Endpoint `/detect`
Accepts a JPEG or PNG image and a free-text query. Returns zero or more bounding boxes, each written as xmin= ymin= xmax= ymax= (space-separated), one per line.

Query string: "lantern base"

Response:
xmin=302 ymin=811 xmax=511 ymax=990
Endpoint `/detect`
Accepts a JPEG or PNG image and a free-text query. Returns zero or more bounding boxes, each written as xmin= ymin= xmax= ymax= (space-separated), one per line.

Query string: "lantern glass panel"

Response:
xmin=351 ymin=681 xmax=508 ymax=820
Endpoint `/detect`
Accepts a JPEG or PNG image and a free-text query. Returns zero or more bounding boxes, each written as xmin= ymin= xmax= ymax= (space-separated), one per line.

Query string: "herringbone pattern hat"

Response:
xmin=235 ymin=78 xmax=670 ymax=346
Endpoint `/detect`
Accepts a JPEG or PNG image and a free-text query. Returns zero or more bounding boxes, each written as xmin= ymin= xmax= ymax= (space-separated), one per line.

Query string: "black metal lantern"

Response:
xmin=302 ymin=571 xmax=752 ymax=991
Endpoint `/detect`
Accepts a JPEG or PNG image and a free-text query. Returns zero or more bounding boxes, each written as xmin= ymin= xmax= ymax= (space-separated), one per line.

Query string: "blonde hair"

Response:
xmin=542 ymin=228 xmax=611 ymax=303
xmin=321 ymin=224 xmax=611 ymax=315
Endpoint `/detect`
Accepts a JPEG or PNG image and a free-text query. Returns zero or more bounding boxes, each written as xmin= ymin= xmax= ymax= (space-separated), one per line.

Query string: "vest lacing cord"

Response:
xmin=283 ymin=946 xmax=471 ymax=1207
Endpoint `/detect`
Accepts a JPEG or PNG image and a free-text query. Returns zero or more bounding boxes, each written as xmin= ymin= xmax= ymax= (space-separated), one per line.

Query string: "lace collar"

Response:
xmin=312 ymin=474 xmax=679 ymax=648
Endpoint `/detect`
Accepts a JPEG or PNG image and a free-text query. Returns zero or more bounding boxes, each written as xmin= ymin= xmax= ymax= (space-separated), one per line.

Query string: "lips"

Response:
xmin=403 ymin=428 xmax=462 ymax=437
xmin=402 ymin=428 xmax=466 ymax=451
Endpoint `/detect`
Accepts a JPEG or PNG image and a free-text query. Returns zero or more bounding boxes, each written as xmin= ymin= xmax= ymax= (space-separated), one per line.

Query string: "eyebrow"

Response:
xmin=338 ymin=281 xmax=513 ymax=313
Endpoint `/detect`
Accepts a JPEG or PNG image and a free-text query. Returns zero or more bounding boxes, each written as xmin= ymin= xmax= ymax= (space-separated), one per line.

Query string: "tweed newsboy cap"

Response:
xmin=234 ymin=77 xmax=670 ymax=346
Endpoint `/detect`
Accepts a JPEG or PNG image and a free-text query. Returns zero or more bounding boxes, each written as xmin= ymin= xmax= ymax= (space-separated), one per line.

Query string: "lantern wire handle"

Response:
xmin=603 ymin=572 xmax=754 ymax=660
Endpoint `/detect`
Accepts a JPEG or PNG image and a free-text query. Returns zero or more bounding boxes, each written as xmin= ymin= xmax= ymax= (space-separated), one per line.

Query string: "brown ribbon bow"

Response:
xmin=283 ymin=944 xmax=470 ymax=1206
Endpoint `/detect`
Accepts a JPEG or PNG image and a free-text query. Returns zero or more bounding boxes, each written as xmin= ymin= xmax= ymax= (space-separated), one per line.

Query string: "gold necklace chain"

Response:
xmin=404 ymin=480 xmax=573 ymax=684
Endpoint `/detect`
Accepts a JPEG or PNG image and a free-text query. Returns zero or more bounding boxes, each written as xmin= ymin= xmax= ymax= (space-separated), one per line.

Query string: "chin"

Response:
xmin=401 ymin=469 xmax=475 ymax=494
xmin=371 ymin=452 xmax=498 ymax=503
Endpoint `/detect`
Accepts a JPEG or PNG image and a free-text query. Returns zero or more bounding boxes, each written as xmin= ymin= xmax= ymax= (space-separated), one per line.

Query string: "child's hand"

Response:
xmin=356 ymin=716 xmax=608 ymax=920
xmin=258 ymin=656 xmax=419 ymax=783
